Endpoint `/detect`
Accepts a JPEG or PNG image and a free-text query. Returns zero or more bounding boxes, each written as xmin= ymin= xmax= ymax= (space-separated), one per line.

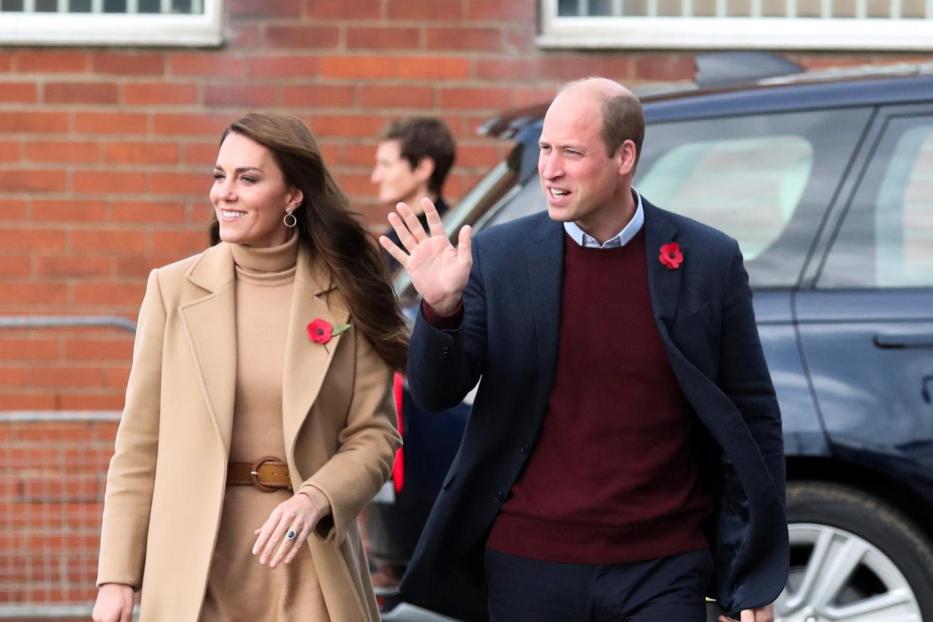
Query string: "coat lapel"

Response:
xmin=527 ymin=216 xmax=565 ymax=413
xmin=282 ymin=245 xmax=349 ymax=458
xmin=643 ymin=200 xmax=682 ymax=334
xmin=179 ymin=244 xmax=237 ymax=452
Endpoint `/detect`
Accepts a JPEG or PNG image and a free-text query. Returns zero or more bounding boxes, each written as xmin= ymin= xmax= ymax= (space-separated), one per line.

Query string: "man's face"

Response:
xmin=538 ymin=90 xmax=626 ymax=234
xmin=371 ymin=139 xmax=426 ymax=207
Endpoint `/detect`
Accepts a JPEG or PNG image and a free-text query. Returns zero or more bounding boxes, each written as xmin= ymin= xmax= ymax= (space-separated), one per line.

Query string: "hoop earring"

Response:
xmin=283 ymin=211 xmax=297 ymax=229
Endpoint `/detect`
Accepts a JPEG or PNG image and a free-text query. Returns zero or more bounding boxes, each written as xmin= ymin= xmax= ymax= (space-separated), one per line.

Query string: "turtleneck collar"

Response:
xmin=230 ymin=233 xmax=299 ymax=282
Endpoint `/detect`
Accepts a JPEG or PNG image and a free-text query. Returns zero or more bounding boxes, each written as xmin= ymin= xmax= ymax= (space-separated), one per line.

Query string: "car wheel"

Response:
xmin=776 ymin=482 xmax=933 ymax=622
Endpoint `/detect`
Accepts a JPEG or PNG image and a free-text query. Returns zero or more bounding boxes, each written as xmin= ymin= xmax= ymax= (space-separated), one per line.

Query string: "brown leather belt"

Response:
xmin=227 ymin=456 xmax=292 ymax=492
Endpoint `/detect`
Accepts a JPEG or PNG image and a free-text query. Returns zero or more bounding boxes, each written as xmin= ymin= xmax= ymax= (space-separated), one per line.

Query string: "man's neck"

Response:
xmin=575 ymin=190 xmax=637 ymax=245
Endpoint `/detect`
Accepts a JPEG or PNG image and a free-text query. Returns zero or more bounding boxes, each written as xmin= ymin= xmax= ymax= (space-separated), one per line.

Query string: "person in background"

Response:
xmin=372 ymin=117 xmax=456 ymax=272
xmin=93 ymin=112 xmax=406 ymax=622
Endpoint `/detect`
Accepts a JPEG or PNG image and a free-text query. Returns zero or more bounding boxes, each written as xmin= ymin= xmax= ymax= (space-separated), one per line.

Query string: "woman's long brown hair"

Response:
xmin=218 ymin=112 xmax=407 ymax=371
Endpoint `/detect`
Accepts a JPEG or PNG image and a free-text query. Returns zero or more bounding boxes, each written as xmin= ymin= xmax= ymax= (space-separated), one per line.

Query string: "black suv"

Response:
xmin=366 ymin=54 xmax=933 ymax=622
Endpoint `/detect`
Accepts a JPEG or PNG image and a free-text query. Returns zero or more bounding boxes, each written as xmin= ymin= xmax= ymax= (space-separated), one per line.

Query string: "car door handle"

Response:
xmin=923 ymin=376 xmax=933 ymax=404
xmin=872 ymin=333 xmax=933 ymax=349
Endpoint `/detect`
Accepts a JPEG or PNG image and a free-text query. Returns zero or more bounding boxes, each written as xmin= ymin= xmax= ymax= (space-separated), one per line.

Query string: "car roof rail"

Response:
xmin=694 ymin=52 xmax=804 ymax=88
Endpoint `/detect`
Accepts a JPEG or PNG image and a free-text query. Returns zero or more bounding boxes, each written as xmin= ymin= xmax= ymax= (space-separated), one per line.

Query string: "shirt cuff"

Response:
xmin=421 ymin=299 xmax=463 ymax=330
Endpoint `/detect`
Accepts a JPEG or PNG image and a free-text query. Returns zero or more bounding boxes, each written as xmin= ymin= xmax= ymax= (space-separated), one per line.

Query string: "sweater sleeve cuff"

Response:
xmin=421 ymin=299 xmax=463 ymax=330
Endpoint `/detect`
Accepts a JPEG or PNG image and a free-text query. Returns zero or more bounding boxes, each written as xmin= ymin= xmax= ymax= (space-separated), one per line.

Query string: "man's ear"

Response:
xmin=617 ymin=140 xmax=637 ymax=176
xmin=413 ymin=156 xmax=436 ymax=184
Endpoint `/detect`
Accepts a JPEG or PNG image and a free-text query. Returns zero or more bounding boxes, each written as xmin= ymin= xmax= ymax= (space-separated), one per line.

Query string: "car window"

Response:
xmin=818 ymin=115 xmax=933 ymax=289
xmin=636 ymin=108 xmax=871 ymax=288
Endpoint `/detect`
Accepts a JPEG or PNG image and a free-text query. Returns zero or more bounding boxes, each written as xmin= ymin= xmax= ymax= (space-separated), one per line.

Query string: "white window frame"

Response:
xmin=537 ymin=0 xmax=933 ymax=50
xmin=0 ymin=0 xmax=222 ymax=47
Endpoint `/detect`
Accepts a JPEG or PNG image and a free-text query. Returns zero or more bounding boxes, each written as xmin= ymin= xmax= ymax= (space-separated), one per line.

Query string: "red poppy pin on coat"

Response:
xmin=307 ymin=318 xmax=350 ymax=352
xmin=659 ymin=242 xmax=683 ymax=270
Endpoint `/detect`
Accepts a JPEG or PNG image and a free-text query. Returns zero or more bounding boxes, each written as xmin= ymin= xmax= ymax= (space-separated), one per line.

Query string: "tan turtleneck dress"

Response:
xmin=200 ymin=234 xmax=330 ymax=621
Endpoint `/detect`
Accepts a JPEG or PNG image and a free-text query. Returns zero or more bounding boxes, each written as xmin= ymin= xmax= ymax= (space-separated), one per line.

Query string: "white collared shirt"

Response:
xmin=563 ymin=190 xmax=645 ymax=249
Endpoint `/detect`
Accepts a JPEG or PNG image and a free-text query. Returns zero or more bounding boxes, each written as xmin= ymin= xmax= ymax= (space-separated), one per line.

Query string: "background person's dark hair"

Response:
xmin=382 ymin=117 xmax=456 ymax=197
xmin=217 ymin=112 xmax=408 ymax=371
xmin=600 ymin=92 xmax=645 ymax=169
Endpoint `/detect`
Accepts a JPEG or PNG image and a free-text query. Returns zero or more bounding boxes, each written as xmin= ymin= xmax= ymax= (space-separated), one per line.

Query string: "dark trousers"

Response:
xmin=484 ymin=548 xmax=714 ymax=622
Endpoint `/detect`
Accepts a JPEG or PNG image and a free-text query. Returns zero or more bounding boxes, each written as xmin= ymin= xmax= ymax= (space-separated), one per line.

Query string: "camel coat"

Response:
xmin=97 ymin=242 xmax=401 ymax=622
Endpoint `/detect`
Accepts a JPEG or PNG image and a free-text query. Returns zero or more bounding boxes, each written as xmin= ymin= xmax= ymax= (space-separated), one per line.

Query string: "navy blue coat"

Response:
xmin=400 ymin=200 xmax=789 ymax=619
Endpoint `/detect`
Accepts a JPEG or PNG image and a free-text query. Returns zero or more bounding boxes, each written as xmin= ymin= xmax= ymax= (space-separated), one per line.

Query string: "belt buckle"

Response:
xmin=250 ymin=456 xmax=284 ymax=492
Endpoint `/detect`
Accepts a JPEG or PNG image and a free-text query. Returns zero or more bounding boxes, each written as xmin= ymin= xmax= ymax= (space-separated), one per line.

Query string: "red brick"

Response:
xmin=321 ymin=56 xmax=399 ymax=79
xmin=440 ymin=86 xmax=512 ymax=110
xmin=25 ymin=141 xmax=99 ymax=164
xmin=73 ymin=283 xmax=145 ymax=306
xmin=58 ymin=394 xmax=126 ymax=410
xmin=0 ymin=170 xmax=67 ymax=193
xmin=541 ymin=55 xmax=634 ymax=81
xmin=0 ymin=199 xmax=27 ymax=220
xmin=474 ymin=58 xmax=539 ymax=80
xmin=387 ymin=0 xmax=464 ymax=20
xmin=44 ymin=82 xmax=119 ymax=105
xmin=115 ymin=254 xmax=179 ymax=277
xmin=0 ymin=394 xmax=57 ymax=409
xmin=168 ymin=53 xmax=246 ymax=78
xmin=74 ymin=171 xmax=148 ymax=194
xmin=106 ymin=366 xmax=131 ymax=388
xmin=0 ymin=112 xmax=69 ymax=134
xmin=0 ymin=338 xmax=58 ymax=360
xmin=340 ymin=143 xmax=380 ymax=168
xmin=37 ymin=256 xmax=111 ymax=278
xmin=229 ymin=23 xmax=261 ymax=48
xmin=71 ymin=230 xmax=146 ymax=253
xmin=0 ymin=140 xmax=21 ymax=162
xmin=123 ymin=82 xmax=199 ymax=105
xmin=91 ymin=52 xmax=165 ymax=75
xmin=184 ymin=142 xmax=220 ymax=166
xmin=309 ymin=115 xmax=385 ymax=138
xmin=74 ymin=112 xmax=149 ymax=135
xmin=154 ymin=113 xmax=229 ymax=137
xmin=0 ymin=228 xmax=66 ymax=252
xmin=280 ymin=84 xmax=357 ymax=107
xmin=29 ymin=367 xmax=106 ymax=388
xmin=150 ymin=229 xmax=210 ymax=253
xmin=16 ymin=51 xmax=89 ymax=73
xmin=504 ymin=26 xmax=536 ymax=52
xmin=346 ymin=27 xmax=422 ymax=50
xmin=104 ymin=142 xmax=178 ymax=166
xmin=467 ymin=0 xmax=537 ymax=21
xmin=456 ymin=143 xmax=501 ymax=167
xmin=359 ymin=85 xmax=435 ymax=109
xmin=398 ymin=56 xmax=471 ymax=79
xmin=335 ymin=171 xmax=379 ymax=197
xmin=633 ymin=54 xmax=695 ymax=80
xmin=0 ymin=53 xmax=11 ymax=72
xmin=263 ymin=26 xmax=341 ymax=49
xmin=306 ymin=0 xmax=381 ymax=19
xmin=0 ymin=283 xmax=68 ymax=305
xmin=64 ymin=339 xmax=133 ymax=361
xmin=246 ymin=55 xmax=320 ymax=77
xmin=426 ymin=27 xmax=503 ymax=50
xmin=111 ymin=201 xmax=186 ymax=223
xmin=150 ymin=172 xmax=207 ymax=196
xmin=204 ymin=84 xmax=278 ymax=107
xmin=317 ymin=141 xmax=342 ymax=165
xmin=513 ymin=86 xmax=558 ymax=107
xmin=0 ymin=367 xmax=27 ymax=386
xmin=0 ymin=256 xmax=30 ymax=277
xmin=33 ymin=199 xmax=107 ymax=222
xmin=229 ymin=0 xmax=302 ymax=17
xmin=0 ymin=82 xmax=38 ymax=103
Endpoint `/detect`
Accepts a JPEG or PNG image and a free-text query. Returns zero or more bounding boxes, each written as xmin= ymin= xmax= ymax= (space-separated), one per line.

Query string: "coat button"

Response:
xmin=494 ymin=490 xmax=504 ymax=502
xmin=520 ymin=442 xmax=530 ymax=454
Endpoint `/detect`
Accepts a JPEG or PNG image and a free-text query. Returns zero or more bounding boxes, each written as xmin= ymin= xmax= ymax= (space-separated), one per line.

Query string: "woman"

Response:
xmin=92 ymin=112 xmax=406 ymax=622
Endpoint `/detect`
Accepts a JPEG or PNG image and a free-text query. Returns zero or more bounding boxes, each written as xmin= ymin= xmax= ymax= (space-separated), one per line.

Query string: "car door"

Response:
xmin=797 ymin=105 xmax=933 ymax=486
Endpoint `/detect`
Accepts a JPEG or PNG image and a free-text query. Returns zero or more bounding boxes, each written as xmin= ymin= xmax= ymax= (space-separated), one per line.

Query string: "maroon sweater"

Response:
xmin=485 ymin=231 xmax=712 ymax=564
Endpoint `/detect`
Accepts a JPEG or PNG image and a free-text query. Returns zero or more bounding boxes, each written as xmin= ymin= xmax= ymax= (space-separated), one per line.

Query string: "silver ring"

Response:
xmin=285 ymin=529 xmax=297 ymax=541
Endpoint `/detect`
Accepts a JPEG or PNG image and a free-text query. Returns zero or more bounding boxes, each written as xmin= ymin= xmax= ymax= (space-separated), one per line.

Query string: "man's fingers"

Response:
xmin=422 ymin=197 xmax=445 ymax=237
xmin=378 ymin=235 xmax=409 ymax=267
xmin=397 ymin=202 xmax=428 ymax=243
xmin=386 ymin=212 xmax=419 ymax=253
xmin=456 ymin=225 xmax=472 ymax=264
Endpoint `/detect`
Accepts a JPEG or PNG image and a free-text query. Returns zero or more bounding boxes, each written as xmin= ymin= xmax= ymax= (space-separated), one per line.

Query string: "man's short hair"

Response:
xmin=382 ymin=117 xmax=456 ymax=196
xmin=600 ymin=92 xmax=645 ymax=165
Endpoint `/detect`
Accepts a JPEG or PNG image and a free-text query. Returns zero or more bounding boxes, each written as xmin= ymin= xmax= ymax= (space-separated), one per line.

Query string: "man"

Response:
xmin=372 ymin=117 xmax=456 ymax=272
xmin=381 ymin=78 xmax=787 ymax=622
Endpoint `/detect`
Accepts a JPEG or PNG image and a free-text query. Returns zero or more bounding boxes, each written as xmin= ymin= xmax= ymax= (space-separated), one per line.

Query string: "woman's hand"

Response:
xmin=252 ymin=487 xmax=332 ymax=568
xmin=92 ymin=583 xmax=134 ymax=622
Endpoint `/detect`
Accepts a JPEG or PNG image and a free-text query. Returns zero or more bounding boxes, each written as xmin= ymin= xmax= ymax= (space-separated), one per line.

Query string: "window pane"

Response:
xmin=36 ymin=0 xmax=57 ymax=11
xmin=636 ymin=108 xmax=871 ymax=288
xmin=138 ymin=0 xmax=159 ymax=11
xmin=558 ymin=0 xmax=582 ymax=15
xmin=173 ymin=0 xmax=191 ymax=13
xmin=1 ymin=0 xmax=25 ymax=11
xmin=69 ymin=0 xmax=92 ymax=11
xmin=819 ymin=118 xmax=933 ymax=288
xmin=103 ymin=0 xmax=126 ymax=11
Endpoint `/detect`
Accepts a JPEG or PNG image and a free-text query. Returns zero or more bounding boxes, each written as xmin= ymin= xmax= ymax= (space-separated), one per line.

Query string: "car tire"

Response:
xmin=777 ymin=481 xmax=933 ymax=622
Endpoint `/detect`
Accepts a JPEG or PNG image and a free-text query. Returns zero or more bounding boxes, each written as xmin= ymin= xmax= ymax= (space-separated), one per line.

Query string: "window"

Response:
xmin=0 ymin=0 xmax=222 ymax=46
xmin=818 ymin=116 xmax=933 ymax=289
xmin=636 ymin=108 xmax=871 ymax=288
xmin=539 ymin=0 xmax=933 ymax=50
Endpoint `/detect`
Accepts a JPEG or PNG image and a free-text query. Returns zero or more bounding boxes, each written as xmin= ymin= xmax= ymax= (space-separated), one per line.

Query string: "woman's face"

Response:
xmin=210 ymin=132 xmax=302 ymax=248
